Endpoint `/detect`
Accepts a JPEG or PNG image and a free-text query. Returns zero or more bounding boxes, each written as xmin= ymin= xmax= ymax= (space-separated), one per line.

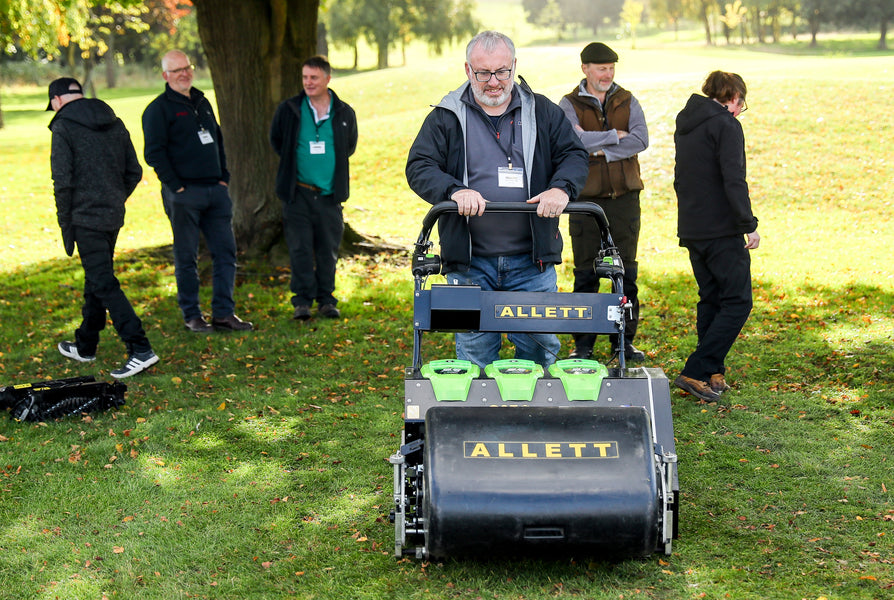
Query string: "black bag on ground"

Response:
xmin=1 ymin=376 xmax=126 ymax=421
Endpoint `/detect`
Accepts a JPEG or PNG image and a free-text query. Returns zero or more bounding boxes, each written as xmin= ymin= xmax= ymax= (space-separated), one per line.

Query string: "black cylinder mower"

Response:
xmin=388 ymin=202 xmax=678 ymax=560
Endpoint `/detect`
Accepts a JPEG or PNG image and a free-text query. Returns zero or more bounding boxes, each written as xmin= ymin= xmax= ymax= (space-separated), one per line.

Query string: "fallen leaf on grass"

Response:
xmin=113 ymin=546 xmax=124 ymax=554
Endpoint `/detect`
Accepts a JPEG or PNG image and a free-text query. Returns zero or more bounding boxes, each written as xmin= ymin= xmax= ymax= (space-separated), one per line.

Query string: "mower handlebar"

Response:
xmin=416 ymin=201 xmax=613 ymax=248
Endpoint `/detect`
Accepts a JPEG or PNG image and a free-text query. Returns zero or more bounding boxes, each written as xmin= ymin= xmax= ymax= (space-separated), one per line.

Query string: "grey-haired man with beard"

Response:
xmin=406 ymin=31 xmax=588 ymax=369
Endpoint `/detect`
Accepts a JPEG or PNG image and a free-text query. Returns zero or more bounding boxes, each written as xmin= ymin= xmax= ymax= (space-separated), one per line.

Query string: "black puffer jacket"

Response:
xmin=673 ymin=94 xmax=758 ymax=240
xmin=49 ymin=98 xmax=142 ymax=232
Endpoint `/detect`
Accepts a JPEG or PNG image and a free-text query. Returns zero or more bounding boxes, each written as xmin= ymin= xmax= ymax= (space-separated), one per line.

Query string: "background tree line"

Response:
xmin=521 ymin=0 xmax=890 ymax=49
xmin=1 ymin=0 xmax=890 ymax=250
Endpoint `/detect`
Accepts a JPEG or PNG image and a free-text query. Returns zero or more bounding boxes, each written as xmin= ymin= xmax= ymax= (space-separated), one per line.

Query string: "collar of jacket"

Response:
xmin=435 ymin=75 xmax=538 ymax=189
xmin=164 ymin=83 xmax=204 ymax=105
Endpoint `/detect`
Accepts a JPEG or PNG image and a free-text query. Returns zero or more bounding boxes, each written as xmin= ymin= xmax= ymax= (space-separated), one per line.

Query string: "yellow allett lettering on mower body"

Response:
xmin=464 ymin=441 xmax=619 ymax=459
xmin=495 ymin=305 xmax=591 ymax=319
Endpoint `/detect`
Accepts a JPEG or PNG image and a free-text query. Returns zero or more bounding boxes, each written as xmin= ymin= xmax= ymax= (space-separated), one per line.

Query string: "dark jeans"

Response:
xmin=569 ymin=191 xmax=641 ymax=350
xmin=680 ymin=235 xmax=753 ymax=381
xmin=74 ymin=226 xmax=151 ymax=355
xmin=162 ymin=183 xmax=237 ymax=321
xmin=282 ymin=185 xmax=344 ymax=307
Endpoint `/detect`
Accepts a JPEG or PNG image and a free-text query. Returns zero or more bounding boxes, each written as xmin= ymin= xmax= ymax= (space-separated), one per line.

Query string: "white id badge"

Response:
xmin=197 ymin=129 xmax=214 ymax=145
xmin=309 ymin=141 xmax=326 ymax=154
xmin=498 ymin=167 xmax=525 ymax=188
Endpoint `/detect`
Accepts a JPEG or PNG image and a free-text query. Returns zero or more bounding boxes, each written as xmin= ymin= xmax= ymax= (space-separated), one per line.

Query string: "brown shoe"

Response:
xmin=674 ymin=375 xmax=720 ymax=401
xmin=185 ymin=317 xmax=213 ymax=334
xmin=212 ymin=314 xmax=253 ymax=331
xmin=710 ymin=374 xmax=731 ymax=394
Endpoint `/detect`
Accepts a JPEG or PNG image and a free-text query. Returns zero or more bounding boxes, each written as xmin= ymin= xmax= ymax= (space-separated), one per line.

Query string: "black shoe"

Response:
xmin=318 ymin=304 xmax=341 ymax=319
xmin=185 ymin=317 xmax=213 ymax=334
xmin=293 ymin=305 xmax=312 ymax=321
xmin=58 ymin=341 xmax=96 ymax=362
xmin=212 ymin=314 xmax=253 ymax=331
xmin=568 ymin=346 xmax=593 ymax=359
xmin=623 ymin=344 xmax=646 ymax=362
xmin=111 ymin=350 xmax=159 ymax=379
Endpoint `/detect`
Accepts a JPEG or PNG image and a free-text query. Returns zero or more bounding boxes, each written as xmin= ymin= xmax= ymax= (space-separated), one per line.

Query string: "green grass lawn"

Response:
xmin=1 ymin=24 xmax=893 ymax=600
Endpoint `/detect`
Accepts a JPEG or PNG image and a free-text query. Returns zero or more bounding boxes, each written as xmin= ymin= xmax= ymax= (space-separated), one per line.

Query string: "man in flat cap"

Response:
xmin=47 ymin=77 xmax=159 ymax=378
xmin=558 ymin=42 xmax=649 ymax=362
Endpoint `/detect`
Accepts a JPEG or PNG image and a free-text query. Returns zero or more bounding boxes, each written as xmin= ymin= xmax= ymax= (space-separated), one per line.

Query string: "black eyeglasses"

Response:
xmin=739 ymin=99 xmax=748 ymax=113
xmin=471 ymin=69 xmax=512 ymax=82
xmin=166 ymin=64 xmax=196 ymax=75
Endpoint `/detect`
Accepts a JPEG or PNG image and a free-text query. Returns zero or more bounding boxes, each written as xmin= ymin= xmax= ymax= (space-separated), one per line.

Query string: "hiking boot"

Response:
xmin=293 ymin=305 xmax=312 ymax=321
xmin=674 ymin=375 xmax=720 ymax=401
xmin=111 ymin=350 xmax=159 ymax=379
xmin=710 ymin=373 xmax=731 ymax=394
xmin=58 ymin=341 xmax=96 ymax=363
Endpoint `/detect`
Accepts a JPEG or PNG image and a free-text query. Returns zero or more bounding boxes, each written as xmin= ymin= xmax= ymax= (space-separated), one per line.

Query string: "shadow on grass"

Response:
xmin=1 ymin=248 xmax=892 ymax=598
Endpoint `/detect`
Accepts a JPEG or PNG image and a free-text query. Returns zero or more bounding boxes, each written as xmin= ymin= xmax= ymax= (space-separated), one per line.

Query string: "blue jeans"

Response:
xmin=162 ymin=183 xmax=237 ymax=321
xmin=446 ymin=254 xmax=561 ymax=369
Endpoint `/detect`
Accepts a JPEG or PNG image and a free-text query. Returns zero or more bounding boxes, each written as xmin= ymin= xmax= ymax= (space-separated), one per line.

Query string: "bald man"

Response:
xmin=142 ymin=50 xmax=252 ymax=333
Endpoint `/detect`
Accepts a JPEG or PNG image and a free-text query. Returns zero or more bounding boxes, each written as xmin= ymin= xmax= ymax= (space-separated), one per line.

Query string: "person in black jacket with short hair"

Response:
xmin=142 ymin=50 xmax=252 ymax=334
xmin=48 ymin=77 xmax=159 ymax=379
xmin=406 ymin=31 xmax=588 ymax=369
xmin=673 ymin=70 xmax=760 ymax=401
xmin=270 ymin=55 xmax=358 ymax=321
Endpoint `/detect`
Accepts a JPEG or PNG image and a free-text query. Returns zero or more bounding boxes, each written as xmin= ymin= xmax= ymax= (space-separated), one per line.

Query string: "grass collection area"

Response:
xmin=1 ymin=29 xmax=893 ymax=600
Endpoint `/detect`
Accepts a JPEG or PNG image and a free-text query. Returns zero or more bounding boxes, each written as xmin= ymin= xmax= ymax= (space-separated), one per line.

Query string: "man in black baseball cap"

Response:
xmin=46 ymin=77 xmax=84 ymax=111
xmin=47 ymin=75 xmax=159 ymax=378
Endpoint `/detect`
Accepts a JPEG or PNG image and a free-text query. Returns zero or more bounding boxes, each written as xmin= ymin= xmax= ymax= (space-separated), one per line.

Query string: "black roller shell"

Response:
xmin=423 ymin=405 xmax=660 ymax=559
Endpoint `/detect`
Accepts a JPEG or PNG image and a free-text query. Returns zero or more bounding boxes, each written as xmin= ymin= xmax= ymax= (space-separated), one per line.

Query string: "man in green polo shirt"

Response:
xmin=270 ymin=55 xmax=358 ymax=320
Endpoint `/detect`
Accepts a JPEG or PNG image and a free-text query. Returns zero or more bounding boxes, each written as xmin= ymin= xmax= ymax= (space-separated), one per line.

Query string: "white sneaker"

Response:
xmin=58 ymin=341 xmax=96 ymax=362
xmin=111 ymin=351 xmax=159 ymax=379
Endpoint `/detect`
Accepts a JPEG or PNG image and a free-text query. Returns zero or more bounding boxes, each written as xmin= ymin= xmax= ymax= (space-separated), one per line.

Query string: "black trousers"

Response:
xmin=282 ymin=185 xmax=344 ymax=308
xmin=569 ymin=191 xmax=641 ymax=350
xmin=74 ymin=226 xmax=151 ymax=355
xmin=680 ymin=235 xmax=753 ymax=380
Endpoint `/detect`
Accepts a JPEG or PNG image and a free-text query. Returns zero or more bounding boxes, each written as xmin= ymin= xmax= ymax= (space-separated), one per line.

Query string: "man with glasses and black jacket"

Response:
xmin=142 ymin=50 xmax=252 ymax=334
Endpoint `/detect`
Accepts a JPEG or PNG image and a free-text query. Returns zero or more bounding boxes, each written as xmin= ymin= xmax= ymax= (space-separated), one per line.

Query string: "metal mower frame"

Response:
xmin=389 ymin=202 xmax=679 ymax=560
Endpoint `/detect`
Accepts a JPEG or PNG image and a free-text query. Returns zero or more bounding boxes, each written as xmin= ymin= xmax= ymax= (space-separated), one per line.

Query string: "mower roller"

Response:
xmin=389 ymin=202 xmax=678 ymax=560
